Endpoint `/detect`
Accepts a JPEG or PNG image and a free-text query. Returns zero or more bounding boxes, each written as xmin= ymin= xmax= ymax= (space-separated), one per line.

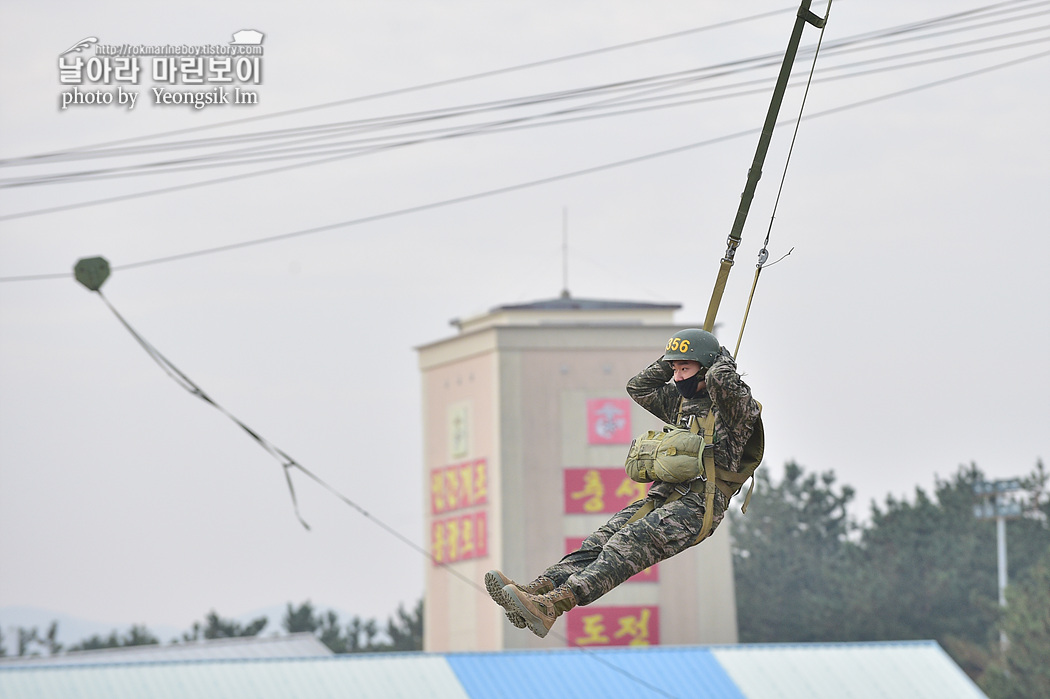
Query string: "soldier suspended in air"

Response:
xmin=486 ymin=328 xmax=764 ymax=638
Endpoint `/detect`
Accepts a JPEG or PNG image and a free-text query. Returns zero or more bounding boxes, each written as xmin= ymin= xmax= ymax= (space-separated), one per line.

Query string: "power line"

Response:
xmin=5 ymin=26 xmax=1047 ymax=190
xmin=0 ymin=69 xmax=761 ymax=187
xmin=1 ymin=30 xmax=1046 ymax=218
xmin=32 ymin=0 xmax=1040 ymax=161
xmin=7 ymin=7 xmax=795 ymax=165
xmin=1 ymin=67 xmax=739 ymax=169
xmin=4 ymin=0 xmax=1045 ymax=178
xmin=4 ymin=45 xmax=1047 ymax=285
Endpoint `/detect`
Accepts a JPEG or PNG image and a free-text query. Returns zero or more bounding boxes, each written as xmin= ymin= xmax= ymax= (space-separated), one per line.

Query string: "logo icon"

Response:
xmin=229 ymin=30 xmax=264 ymax=46
xmin=60 ymin=37 xmax=98 ymax=56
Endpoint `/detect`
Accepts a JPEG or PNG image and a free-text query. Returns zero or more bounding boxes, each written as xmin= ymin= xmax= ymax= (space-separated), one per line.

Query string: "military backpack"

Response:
xmin=623 ymin=401 xmax=764 ymax=544
xmin=624 ymin=424 xmax=705 ymax=484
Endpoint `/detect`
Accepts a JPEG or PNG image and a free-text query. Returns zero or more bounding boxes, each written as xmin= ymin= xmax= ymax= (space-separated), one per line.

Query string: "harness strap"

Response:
xmin=695 ymin=410 xmax=719 ymax=543
xmin=625 ymin=403 xmax=759 ymax=543
xmin=625 ymin=498 xmax=656 ymax=526
xmin=716 ymin=465 xmax=759 ymax=513
xmin=625 ymin=409 xmax=720 ymax=542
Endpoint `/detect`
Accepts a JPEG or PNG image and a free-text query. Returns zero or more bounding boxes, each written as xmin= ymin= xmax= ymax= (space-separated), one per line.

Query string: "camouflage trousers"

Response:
xmin=540 ymin=490 xmax=709 ymax=606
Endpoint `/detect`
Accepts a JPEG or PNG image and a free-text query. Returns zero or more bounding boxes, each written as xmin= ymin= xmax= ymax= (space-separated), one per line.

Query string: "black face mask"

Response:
xmin=674 ymin=372 xmax=703 ymax=399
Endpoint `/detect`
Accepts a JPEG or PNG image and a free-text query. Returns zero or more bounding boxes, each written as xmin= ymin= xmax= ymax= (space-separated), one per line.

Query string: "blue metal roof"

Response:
xmin=447 ymin=646 xmax=744 ymax=699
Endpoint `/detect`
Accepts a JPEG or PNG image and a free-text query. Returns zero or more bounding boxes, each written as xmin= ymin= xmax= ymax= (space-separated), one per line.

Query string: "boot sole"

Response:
xmin=504 ymin=585 xmax=551 ymax=639
xmin=484 ymin=570 xmax=527 ymax=629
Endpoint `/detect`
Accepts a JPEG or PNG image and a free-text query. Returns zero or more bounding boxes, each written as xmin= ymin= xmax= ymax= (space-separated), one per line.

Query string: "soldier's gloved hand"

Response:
xmin=710 ymin=346 xmax=736 ymax=369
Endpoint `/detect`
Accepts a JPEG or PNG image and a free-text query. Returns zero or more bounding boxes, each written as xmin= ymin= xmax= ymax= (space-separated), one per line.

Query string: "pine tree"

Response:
xmin=981 ymin=546 xmax=1050 ymax=699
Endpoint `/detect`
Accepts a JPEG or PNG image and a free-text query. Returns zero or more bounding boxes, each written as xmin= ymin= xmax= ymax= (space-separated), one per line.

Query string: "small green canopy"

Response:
xmin=74 ymin=256 xmax=110 ymax=291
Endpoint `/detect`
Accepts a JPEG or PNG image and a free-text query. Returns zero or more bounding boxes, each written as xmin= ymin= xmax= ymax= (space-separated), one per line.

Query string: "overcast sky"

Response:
xmin=1 ymin=0 xmax=1047 ymax=644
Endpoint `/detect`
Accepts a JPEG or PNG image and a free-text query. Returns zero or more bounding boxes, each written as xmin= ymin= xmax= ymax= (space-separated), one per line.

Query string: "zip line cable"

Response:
xmin=3 ymin=45 xmax=1048 ymax=285
xmin=7 ymin=23 xmax=1049 ymax=190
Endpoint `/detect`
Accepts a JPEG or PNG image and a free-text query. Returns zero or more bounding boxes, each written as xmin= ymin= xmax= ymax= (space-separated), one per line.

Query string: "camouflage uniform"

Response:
xmin=539 ymin=349 xmax=761 ymax=606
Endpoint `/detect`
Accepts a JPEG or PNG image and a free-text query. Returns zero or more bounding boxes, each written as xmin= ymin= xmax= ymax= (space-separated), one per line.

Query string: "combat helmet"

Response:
xmin=662 ymin=328 xmax=720 ymax=368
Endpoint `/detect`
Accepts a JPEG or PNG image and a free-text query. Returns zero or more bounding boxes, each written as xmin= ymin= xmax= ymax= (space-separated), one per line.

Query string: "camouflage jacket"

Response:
xmin=625 ymin=350 xmax=761 ymax=524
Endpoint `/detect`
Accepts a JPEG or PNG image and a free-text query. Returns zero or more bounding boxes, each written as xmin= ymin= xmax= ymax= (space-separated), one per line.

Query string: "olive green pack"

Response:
xmin=624 ymin=404 xmax=764 ymax=545
xmin=624 ymin=423 xmax=705 ymax=484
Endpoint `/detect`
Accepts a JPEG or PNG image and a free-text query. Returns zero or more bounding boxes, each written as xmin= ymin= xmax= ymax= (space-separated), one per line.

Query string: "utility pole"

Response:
xmin=561 ymin=206 xmax=570 ymax=299
xmin=973 ymin=477 xmax=1023 ymax=654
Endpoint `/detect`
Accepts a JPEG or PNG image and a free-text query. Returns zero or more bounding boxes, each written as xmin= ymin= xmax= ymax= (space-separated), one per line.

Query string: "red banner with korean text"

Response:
xmin=431 ymin=510 xmax=488 ymax=565
xmin=565 ymin=605 xmax=659 ymax=646
xmin=431 ymin=459 xmax=487 ymax=515
xmin=564 ymin=537 xmax=657 ymax=582
xmin=564 ymin=468 xmax=648 ymax=514
xmin=586 ymin=398 xmax=632 ymax=444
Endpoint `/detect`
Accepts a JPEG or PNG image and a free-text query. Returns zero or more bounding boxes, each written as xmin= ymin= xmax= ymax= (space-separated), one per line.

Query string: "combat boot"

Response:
xmin=504 ymin=583 xmax=577 ymax=638
xmin=485 ymin=570 xmax=554 ymax=629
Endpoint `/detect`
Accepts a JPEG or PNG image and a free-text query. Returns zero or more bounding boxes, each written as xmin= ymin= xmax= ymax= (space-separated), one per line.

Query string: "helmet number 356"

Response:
xmin=666 ymin=338 xmax=691 ymax=353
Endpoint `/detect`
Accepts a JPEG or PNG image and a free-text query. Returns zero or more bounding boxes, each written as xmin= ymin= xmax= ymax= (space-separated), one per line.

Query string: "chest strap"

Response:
xmin=625 ymin=409 xmax=719 ymax=544
xmin=625 ymin=406 xmax=760 ymax=545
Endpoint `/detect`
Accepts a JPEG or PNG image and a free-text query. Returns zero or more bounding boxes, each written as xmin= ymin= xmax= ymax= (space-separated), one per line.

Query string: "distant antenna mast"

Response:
xmin=561 ymin=206 xmax=571 ymax=299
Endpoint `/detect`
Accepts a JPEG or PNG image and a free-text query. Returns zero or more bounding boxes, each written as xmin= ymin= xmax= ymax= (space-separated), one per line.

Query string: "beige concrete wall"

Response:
xmin=421 ymin=341 xmax=502 ymax=652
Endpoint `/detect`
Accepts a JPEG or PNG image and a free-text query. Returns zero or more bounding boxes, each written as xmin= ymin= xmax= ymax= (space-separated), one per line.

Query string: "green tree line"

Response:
xmin=0 ymin=599 xmax=422 ymax=657
xmin=731 ymin=459 xmax=1050 ymax=699
xmin=4 ymin=461 xmax=1045 ymax=696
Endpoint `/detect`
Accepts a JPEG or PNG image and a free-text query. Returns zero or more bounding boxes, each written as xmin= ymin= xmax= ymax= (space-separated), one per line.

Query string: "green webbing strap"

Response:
xmin=624 ymin=404 xmax=707 ymax=527
xmin=626 ymin=410 xmax=719 ymax=542
xmin=624 ymin=405 xmax=748 ymax=545
xmin=733 ymin=264 xmax=763 ymax=358
xmin=716 ymin=463 xmax=759 ymax=514
xmin=701 ymin=0 xmax=824 ymax=334
xmin=625 ymin=498 xmax=656 ymax=526
xmin=695 ymin=410 xmax=719 ymax=543
xmin=703 ymin=259 xmax=734 ymax=333
xmin=717 ymin=405 xmax=764 ymax=514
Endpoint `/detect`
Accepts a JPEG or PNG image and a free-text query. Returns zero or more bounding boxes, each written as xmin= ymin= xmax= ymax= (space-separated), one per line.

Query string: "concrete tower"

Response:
xmin=418 ymin=296 xmax=739 ymax=651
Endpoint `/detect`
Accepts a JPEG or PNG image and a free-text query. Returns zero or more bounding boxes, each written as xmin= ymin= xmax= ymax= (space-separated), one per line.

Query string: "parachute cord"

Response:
xmin=90 ymin=287 xmax=681 ymax=699
xmin=97 ymin=289 xmax=314 ymax=530
xmin=736 ymin=0 xmax=833 ymax=360
xmin=762 ymin=0 xmax=834 ymax=254
xmin=734 ymin=247 xmax=794 ymax=358
xmin=94 ymin=289 xmax=498 ymax=589
xmin=734 ymin=267 xmax=763 ymax=360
